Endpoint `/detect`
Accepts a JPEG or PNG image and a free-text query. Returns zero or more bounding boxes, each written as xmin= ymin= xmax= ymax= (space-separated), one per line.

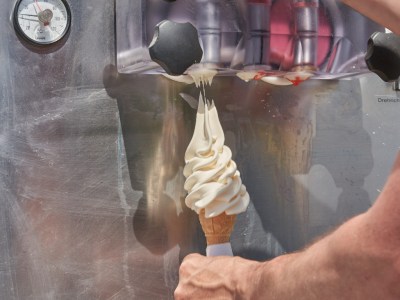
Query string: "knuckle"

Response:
xmin=182 ymin=253 xmax=196 ymax=264
xmin=174 ymin=287 xmax=183 ymax=300
xmin=179 ymin=262 xmax=187 ymax=276
xmin=180 ymin=254 xmax=200 ymax=276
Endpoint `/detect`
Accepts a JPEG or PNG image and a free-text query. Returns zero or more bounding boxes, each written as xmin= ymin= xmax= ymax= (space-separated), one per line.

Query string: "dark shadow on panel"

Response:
xmin=103 ymin=65 xmax=205 ymax=263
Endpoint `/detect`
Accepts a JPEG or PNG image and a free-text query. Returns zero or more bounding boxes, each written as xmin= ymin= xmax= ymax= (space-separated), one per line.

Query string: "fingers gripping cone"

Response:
xmin=199 ymin=210 xmax=237 ymax=256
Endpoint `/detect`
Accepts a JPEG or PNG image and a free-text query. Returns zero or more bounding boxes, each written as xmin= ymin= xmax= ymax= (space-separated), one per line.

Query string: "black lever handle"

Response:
xmin=365 ymin=32 xmax=400 ymax=82
xmin=149 ymin=20 xmax=203 ymax=76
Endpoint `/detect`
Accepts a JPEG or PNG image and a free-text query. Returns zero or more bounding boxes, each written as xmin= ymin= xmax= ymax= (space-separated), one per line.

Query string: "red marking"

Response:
xmin=288 ymin=76 xmax=304 ymax=86
xmin=35 ymin=0 xmax=42 ymax=12
xmin=253 ymin=71 xmax=278 ymax=80
xmin=44 ymin=22 xmax=49 ymax=26
xmin=254 ymin=71 xmax=268 ymax=80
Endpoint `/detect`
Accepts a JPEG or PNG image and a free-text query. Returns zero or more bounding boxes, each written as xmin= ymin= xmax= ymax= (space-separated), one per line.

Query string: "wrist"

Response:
xmin=232 ymin=257 xmax=269 ymax=299
xmin=251 ymin=253 xmax=302 ymax=299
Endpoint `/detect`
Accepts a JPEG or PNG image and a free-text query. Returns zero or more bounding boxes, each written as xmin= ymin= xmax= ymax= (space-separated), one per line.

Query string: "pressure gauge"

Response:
xmin=13 ymin=0 xmax=71 ymax=45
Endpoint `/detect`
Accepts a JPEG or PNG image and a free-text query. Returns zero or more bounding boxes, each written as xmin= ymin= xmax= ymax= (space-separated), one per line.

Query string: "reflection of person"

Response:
xmin=175 ymin=2 xmax=400 ymax=298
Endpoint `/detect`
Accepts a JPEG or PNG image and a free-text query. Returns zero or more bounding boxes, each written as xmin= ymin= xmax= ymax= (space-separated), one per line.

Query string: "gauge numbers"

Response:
xmin=14 ymin=0 xmax=71 ymax=45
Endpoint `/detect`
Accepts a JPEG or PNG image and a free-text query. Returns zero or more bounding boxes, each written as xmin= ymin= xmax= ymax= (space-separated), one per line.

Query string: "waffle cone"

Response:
xmin=199 ymin=209 xmax=237 ymax=245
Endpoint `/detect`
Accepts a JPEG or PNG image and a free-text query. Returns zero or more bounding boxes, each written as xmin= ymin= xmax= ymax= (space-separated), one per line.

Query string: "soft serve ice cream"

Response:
xmin=183 ymin=96 xmax=250 ymax=218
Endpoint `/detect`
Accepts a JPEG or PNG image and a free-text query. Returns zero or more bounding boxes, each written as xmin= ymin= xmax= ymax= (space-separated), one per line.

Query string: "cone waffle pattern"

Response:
xmin=199 ymin=209 xmax=237 ymax=245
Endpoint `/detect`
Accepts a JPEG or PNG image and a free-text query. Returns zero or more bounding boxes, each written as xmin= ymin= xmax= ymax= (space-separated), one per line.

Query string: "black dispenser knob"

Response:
xmin=365 ymin=32 xmax=400 ymax=82
xmin=149 ymin=20 xmax=203 ymax=76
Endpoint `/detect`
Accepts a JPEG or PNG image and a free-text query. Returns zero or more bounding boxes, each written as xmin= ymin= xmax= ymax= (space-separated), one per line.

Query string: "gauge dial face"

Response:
xmin=14 ymin=0 xmax=71 ymax=45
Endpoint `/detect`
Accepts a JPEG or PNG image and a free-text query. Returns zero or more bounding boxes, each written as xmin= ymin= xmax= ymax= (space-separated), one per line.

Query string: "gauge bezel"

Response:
xmin=13 ymin=0 xmax=72 ymax=46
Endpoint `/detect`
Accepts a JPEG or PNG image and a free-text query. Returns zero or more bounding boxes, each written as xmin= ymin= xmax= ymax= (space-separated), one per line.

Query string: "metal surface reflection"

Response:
xmin=106 ymin=73 xmax=373 ymax=259
xmin=1 ymin=0 xmax=399 ymax=299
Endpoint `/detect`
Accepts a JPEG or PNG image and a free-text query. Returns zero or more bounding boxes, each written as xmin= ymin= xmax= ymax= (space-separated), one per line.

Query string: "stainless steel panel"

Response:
xmin=1 ymin=0 xmax=399 ymax=299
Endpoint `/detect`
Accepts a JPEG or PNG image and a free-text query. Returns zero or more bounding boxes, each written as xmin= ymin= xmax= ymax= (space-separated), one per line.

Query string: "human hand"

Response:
xmin=341 ymin=0 xmax=400 ymax=35
xmin=174 ymin=253 xmax=263 ymax=300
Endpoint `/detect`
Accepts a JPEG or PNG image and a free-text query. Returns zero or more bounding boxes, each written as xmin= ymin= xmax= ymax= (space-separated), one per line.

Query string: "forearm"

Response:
xmin=322 ymin=212 xmax=400 ymax=299
xmin=341 ymin=0 xmax=400 ymax=34
xmin=254 ymin=211 xmax=400 ymax=299
xmin=251 ymin=154 xmax=400 ymax=299
xmin=175 ymin=154 xmax=400 ymax=299
xmin=254 ymin=222 xmax=348 ymax=299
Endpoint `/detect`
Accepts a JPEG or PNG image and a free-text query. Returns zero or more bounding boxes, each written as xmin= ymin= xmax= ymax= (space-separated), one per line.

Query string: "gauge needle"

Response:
xmin=19 ymin=16 xmax=39 ymax=22
xmin=35 ymin=0 xmax=42 ymax=12
xmin=19 ymin=14 xmax=39 ymax=17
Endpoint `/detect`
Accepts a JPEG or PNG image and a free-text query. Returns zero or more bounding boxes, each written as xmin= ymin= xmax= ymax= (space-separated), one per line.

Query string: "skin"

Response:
xmin=342 ymin=0 xmax=400 ymax=35
xmin=175 ymin=153 xmax=400 ymax=299
xmin=176 ymin=3 xmax=400 ymax=299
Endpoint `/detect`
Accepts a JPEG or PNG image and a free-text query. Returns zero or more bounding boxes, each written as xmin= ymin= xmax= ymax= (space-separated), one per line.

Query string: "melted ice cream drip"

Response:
xmin=188 ymin=68 xmax=218 ymax=88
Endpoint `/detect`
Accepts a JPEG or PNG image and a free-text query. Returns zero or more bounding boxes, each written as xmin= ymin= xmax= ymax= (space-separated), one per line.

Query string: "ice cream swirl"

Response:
xmin=183 ymin=96 xmax=250 ymax=218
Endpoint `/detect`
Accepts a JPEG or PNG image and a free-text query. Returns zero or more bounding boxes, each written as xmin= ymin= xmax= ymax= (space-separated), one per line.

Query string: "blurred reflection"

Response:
xmin=133 ymin=81 xmax=202 ymax=257
xmin=104 ymin=65 xmax=374 ymax=297
xmin=311 ymin=80 xmax=373 ymax=236
xmin=104 ymin=67 xmax=205 ymax=297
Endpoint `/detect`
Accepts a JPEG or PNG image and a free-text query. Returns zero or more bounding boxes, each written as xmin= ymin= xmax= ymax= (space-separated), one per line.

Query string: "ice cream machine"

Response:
xmin=117 ymin=0 xmax=384 ymax=79
xmin=1 ymin=0 xmax=400 ymax=299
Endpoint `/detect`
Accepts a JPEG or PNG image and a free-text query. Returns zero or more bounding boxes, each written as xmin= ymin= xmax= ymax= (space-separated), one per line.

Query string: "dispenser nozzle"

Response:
xmin=292 ymin=0 xmax=319 ymax=70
